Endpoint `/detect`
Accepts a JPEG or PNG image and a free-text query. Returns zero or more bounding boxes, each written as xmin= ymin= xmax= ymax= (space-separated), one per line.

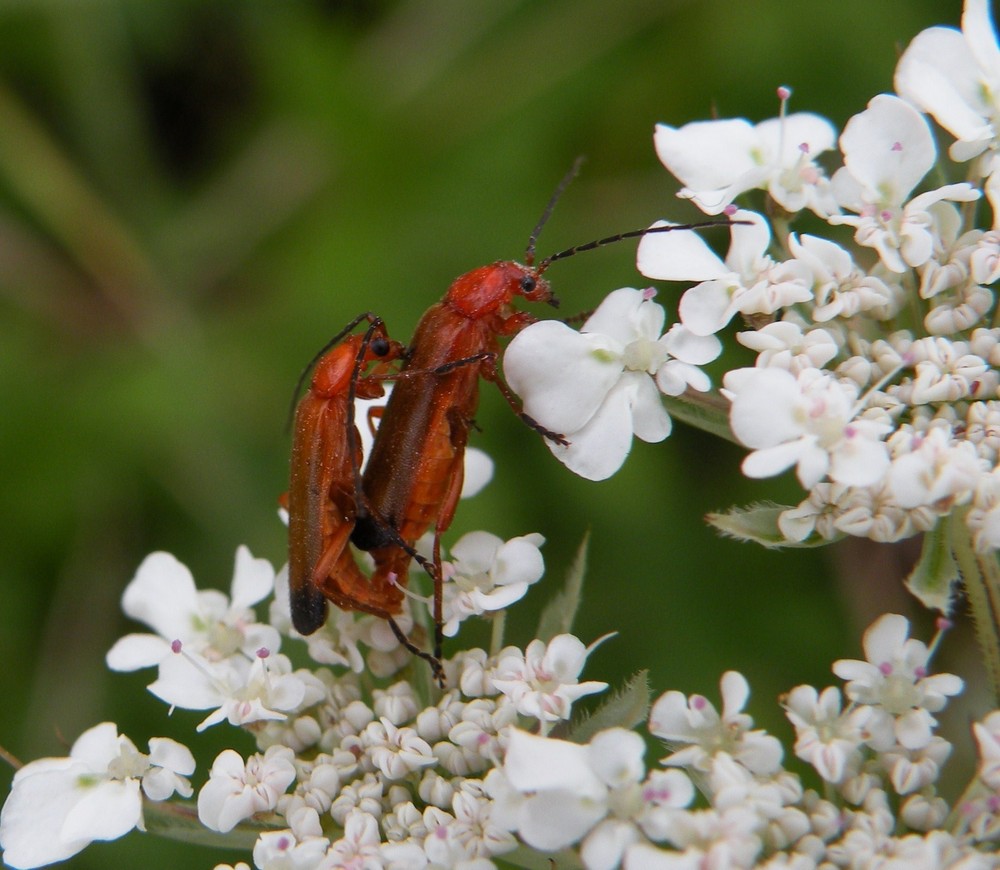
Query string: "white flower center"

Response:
xmin=107 ymin=743 xmax=149 ymax=781
xmin=880 ymin=673 xmax=922 ymax=715
xmin=623 ymin=336 xmax=666 ymax=374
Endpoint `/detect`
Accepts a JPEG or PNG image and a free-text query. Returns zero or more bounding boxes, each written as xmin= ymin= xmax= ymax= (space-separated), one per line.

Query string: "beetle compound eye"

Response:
xmin=520 ymin=276 xmax=536 ymax=294
xmin=371 ymin=338 xmax=390 ymax=357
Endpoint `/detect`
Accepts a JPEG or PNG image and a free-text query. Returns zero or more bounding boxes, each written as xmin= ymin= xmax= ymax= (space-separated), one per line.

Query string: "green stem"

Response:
xmin=143 ymin=798 xmax=282 ymax=850
xmin=951 ymin=515 xmax=1000 ymax=704
xmin=662 ymin=388 xmax=736 ymax=444
xmin=490 ymin=609 xmax=507 ymax=657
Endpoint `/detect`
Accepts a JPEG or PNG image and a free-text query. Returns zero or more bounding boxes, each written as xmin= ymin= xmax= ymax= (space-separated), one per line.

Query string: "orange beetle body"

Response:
xmin=352 ymin=262 xmax=555 ymax=645
xmin=287 ymin=318 xmax=407 ymax=635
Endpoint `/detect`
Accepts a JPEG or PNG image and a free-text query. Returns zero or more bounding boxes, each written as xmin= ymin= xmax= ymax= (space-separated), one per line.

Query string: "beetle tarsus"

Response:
xmin=521 ymin=412 xmax=569 ymax=446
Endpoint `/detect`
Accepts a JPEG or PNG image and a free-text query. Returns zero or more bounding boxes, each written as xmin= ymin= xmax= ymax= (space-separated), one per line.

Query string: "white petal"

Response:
xmin=62 ymin=780 xmax=141 ymax=843
xmin=229 ymin=546 xmax=274 ymax=609
xmin=588 ymin=729 xmax=646 ymax=787
xmin=547 ymin=379 xmax=636 ymax=481
xmin=964 ymin=0 xmax=1000 ymax=82
xmin=660 ymin=324 xmax=722 ymax=366
xmin=518 ymin=790 xmax=606 ymax=852
xmin=583 ymin=288 xmax=663 ymax=346
xmin=895 ymin=27 xmax=990 ymax=146
xmin=724 ymin=210 xmax=772 ymax=276
xmin=504 ymin=320 xmax=623 ymax=433
xmin=0 ymin=765 xmax=92 ymax=868
xmin=628 ymin=373 xmax=671 ymax=444
xmin=896 ymin=708 xmax=934 ymax=751
xmin=105 ymin=633 xmax=171 ymax=672
xmin=726 ymin=368 xmax=804 ymax=448
xmin=69 ymin=722 xmax=122 ymax=768
xmin=829 ymin=434 xmax=890 ymax=487
xmin=148 ymin=654 xmax=226 ymax=710
xmin=505 ymin=729 xmax=603 ymax=792
xmin=637 ymin=221 xmax=728 ymax=281
xmin=863 ymin=613 xmax=910 ymax=664
xmin=493 ymin=536 xmax=545 ymax=587
xmin=677 ymin=278 xmax=737 ymax=336
xmin=147 ymin=738 xmax=196 ymax=777
xmin=581 ymin=819 xmax=640 ymax=870
xmin=741 ymin=441 xmax=807 ymax=480
xmin=654 ymin=119 xmax=758 ymax=191
xmin=450 ymin=531 xmax=502 ymax=574
xmin=719 ymin=671 xmax=750 ymax=717
xmin=839 ymin=95 xmax=935 ymax=203
xmin=760 ymin=112 xmax=837 ymax=160
xmin=122 ymin=552 xmax=199 ymax=639
xmin=541 ymin=634 xmax=589 ymax=681
xmin=460 ymin=447 xmax=494 ymax=498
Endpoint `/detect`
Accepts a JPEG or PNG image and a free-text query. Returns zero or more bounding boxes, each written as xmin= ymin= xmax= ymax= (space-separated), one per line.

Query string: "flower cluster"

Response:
xmin=504 ymin=0 xmax=1000 ymax=610
xmin=5 ymin=543 xmax=999 ymax=869
xmin=490 ymin=614 xmax=996 ymax=869
xmin=1 ymin=536 xmax=601 ymax=869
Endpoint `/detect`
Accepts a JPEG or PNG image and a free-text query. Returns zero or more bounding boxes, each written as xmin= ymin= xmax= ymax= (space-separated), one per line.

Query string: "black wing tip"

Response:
xmin=290 ymin=587 xmax=328 ymax=635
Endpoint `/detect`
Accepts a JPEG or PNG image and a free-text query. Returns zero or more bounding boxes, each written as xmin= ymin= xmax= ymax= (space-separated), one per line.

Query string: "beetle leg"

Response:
xmin=479 ymin=354 xmax=570 ymax=445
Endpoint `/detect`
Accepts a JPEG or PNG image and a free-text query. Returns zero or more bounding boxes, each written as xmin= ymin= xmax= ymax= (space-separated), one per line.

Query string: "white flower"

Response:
xmin=736 ymin=321 xmax=839 ymax=373
xmin=649 ymin=671 xmax=783 ymax=775
xmin=149 ymin=649 xmax=307 ymax=731
xmin=829 ymin=94 xmax=980 ymax=273
xmin=788 ymin=233 xmax=900 ymax=322
xmin=0 ymin=723 xmax=193 ymax=869
xmin=724 ymin=366 xmax=892 ymax=489
xmin=491 ymin=635 xmax=609 ymax=725
xmin=651 ymin=111 xmax=838 ymax=215
xmin=198 ymin=746 xmax=296 ymax=833
xmin=500 ymin=727 xmax=648 ymax=854
xmin=639 ymin=210 xmax=814 ymax=337
xmin=895 ymin=0 xmax=1000 ymax=162
xmin=887 ymin=426 xmax=984 ymax=509
xmin=251 ymin=828 xmax=329 ymax=870
xmin=324 ymin=808 xmax=384 ymax=867
xmin=362 ymin=718 xmax=437 ymax=780
xmin=106 ymin=547 xmax=279 ymax=672
xmin=421 ymin=785 xmax=516 ymax=864
xmin=504 ymin=287 xmax=720 ymax=480
xmin=440 ymin=532 xmax=545 ymax=636
xmin=783 ymin=685 xmax=871 ymax=784
xmin=626 ymin=806 xmax=764 ymax=869
xmin=879 ymin=737 xmax=953 ymax=795
xmin=832 ymin=613 xmax=964 ymax=750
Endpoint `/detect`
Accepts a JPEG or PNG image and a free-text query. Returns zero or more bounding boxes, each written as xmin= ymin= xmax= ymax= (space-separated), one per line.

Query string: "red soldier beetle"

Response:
xmin=351 ymin=162 xmax=741 ymax=661
xmin=286 ymin=312 xmax=445 ymax=678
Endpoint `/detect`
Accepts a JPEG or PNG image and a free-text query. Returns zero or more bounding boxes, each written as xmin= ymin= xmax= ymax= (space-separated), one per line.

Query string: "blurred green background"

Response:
xmin=0 ymin=1 xmax=971 ymax=866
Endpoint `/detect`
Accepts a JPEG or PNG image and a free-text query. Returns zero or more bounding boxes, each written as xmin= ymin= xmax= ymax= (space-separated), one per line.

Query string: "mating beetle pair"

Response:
xmin=286 ymin=164 xmax=734 ymax=681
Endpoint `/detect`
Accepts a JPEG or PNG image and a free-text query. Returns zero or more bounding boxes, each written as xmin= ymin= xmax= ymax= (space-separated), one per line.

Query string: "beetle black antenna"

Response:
xmin=536 ymin=219 xmax=745 ymax=273
xmin=525 ymin=156 xmax=586 ymax=267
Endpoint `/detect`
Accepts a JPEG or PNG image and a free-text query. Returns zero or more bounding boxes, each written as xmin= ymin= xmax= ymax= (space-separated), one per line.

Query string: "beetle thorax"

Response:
xmin=445 ymin=261 xmax=550 ymax=319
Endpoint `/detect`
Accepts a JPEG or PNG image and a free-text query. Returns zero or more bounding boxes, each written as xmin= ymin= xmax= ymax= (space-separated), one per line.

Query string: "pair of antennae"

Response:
xmin=524 ymin=156 xmax=739 ymax=273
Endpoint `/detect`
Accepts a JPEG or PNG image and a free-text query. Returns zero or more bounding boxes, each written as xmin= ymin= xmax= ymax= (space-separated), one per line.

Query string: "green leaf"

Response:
xmin=706 ymin=502 xmax=837 ymax=548
xmin=904 ymin=517 xmax=959 ymax=614
xmin=568 ymin=670 xmax=651 ymax=743
xmin=536 ymin=532 xmax=588 ymax=642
